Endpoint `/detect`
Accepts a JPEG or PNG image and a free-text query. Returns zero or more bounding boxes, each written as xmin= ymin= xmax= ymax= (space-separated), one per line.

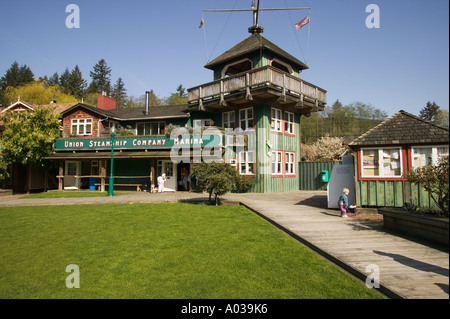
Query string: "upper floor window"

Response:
xmin=71 ymin=118 xmax=92 ymax=135
xmin=284 ymin=111 xmax=295 ymax=135
xmin=271 ymin=108 xmax=282 ymax=132
xmin=412 ymin=145 xmax=449 ymax=169
xmin=239 ymin=108 xmax=254 ymax=131
xmin=137 ymin=122 xmax=165 ymax=136
xmin=193 ymin=119 xmax=214 ymax=128
xmin=222 ymin=111 xmax=235 ymax=129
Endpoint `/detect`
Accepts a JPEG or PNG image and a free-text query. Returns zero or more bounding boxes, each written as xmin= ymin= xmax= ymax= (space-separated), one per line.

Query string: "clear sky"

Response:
xmin=0 ymin=0 xmax=448 ymax=117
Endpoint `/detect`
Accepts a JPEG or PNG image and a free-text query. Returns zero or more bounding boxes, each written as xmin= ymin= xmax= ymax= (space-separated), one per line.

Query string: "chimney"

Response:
xmin=145 ymin=91 xmax=150 ymax=115
xmin=97 ymin=95 xmax=116 ymax=110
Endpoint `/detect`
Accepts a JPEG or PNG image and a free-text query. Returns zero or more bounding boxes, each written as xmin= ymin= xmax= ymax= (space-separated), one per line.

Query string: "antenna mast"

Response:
xmin=203 ymin=1 xmax=310 ymax=34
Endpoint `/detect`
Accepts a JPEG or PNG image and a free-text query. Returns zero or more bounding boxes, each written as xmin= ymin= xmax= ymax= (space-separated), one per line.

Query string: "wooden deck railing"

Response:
xmin=188 ymin=65 xmax=326 ymax=106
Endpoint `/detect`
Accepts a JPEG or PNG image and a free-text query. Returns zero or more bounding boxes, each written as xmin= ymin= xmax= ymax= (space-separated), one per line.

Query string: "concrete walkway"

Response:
xmin=1 ymin=190 xmax=448 ymax=299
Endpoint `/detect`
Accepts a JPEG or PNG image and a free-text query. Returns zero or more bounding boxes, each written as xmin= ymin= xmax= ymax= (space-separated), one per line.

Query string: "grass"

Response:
xmin=19 ymin=191 xmax=128 ymax=199
xmin=0 ymin=203 xmax=383 ymax=299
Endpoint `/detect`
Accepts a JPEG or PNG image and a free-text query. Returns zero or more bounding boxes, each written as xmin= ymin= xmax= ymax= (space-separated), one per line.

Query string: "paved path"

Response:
xmin=1 ymin=190 xmax=448 ymax=299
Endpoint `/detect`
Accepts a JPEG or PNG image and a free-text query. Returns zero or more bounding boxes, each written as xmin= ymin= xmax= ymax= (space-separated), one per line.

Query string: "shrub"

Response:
xmin=403 ymin=155 xmax=449 ymax=216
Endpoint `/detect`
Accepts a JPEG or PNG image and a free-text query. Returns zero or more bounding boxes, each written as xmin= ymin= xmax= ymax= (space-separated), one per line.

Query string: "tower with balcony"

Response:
xmin=187 ymin=28 xmax=326 ymax=192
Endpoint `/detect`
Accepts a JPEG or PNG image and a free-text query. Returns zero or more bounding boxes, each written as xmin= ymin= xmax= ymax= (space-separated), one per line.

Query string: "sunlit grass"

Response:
xmin=0 ymin=203 xmax=383 ymax=299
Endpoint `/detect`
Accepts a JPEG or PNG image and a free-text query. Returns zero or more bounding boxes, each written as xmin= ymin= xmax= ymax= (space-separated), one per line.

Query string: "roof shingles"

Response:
xmin=349 ymin=110 xmax=449 ymax=147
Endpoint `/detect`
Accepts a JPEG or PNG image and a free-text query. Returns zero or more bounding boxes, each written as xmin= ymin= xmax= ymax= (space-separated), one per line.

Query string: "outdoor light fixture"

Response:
xmin=108 ymin=125 xmax=115 ymax=197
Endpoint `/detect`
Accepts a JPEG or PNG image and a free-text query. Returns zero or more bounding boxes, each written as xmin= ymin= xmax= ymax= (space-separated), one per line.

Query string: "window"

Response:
xmin=284 ymin=112 xmax=295 ymax=135
xmin=361 ymin=147 xmax=402 ymax=177
xmin=91 ymin=161 xmax=99 ymax=176
xmin=412 ymin=145 xmax=449 ymax=169
xmin=193 ymin=119 xmax=214 ymax=128
xmin=136 ymin=122 xmax=165 ymax=135
xmin=222 ymin=111 xmax=235 ymax=129
xmin=71 ymin=118 xmax=92 ymax=135
xmin=239 ymin=108 xmax=254 ymax=131
xmin=271 ymin=151 xmax=283 ymax=175
xmin=285 ymin=152 xmax=295 ymax=175
xmin=239 ymin=151 xmax=255 ymax=175
xmin=271 ymin=108 xmax=282 ymax=132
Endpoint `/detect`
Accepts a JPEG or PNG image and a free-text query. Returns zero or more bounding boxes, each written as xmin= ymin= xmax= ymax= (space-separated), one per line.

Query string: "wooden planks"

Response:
xmin=226 ymin=191 xmax=449 ymax=299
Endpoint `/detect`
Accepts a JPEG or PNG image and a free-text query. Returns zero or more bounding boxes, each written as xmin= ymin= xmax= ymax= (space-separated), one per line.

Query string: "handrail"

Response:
xmin=188 ymin=65 xmax=326 ymax=104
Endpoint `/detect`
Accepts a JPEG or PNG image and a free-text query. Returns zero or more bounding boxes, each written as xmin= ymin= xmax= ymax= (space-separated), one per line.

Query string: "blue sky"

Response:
xmin=0 ymin=0 xmax=448 ymax=117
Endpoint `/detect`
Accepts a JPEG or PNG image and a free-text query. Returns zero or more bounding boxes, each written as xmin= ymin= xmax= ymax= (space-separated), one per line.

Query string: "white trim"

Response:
xmin=411 ymin=145 xmax=449 ymax=169
xmin=1 ymin=100 xmax=35 ymax=113
xmin=360 ymin=146 xmax=403 ymax=178
xmin=270 ymin=58 xmax=294 ymax=75
xmin=238 ymin=150 xmax=255 ymax=175
xmin=271 ymin=150 xmax=283 ymax=175
xmin=284 ymin=111 xmax=295 ymax=135
xmin=285 ymin=151 xmax=296 ymax=176
xmin=239 ymin=107 xmax=254 ymax=131
xmin=270 ymin=108 xmax=283 ymax=133
xmin=71 ymin=118 xmax=93 ymax=135
xmin=222 ymin=58 xmax=253 ymax=78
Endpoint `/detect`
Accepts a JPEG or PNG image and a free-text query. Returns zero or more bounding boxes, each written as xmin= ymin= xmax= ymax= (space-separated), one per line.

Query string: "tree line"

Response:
xmin=0 ymin=60 xmax=188 ymax=108
xmin=301 ymin=100 xmax=449 ymax=145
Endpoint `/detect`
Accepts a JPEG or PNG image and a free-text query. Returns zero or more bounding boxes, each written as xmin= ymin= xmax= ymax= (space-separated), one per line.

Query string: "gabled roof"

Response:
xmin=204 ymin=33 xmax=309 ymax=71
xmin=348 ymin=110 xmax=449 ymax=147
xmin=61 ymin=103 xmax=190 ymax=121
xmin=0 ymin=100 xmax=36 ymax=113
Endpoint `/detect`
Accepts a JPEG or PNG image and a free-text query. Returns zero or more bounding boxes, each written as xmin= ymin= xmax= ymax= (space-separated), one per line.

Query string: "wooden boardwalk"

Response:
xmin=225 ymin=191 xmax=449 ymax=299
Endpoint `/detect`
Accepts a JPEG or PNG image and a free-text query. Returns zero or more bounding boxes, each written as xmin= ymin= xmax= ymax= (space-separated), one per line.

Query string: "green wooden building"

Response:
xmin=348 ymin=110 xmax=449 ymax=209
xmin=186 ymin=32 xmax=326 ymax=192
xmin=48 ymin=17 xmax=327 ymax=193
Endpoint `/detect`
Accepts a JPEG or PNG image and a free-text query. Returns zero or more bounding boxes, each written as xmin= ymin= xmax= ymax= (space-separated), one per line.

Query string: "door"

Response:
xmin=157 ymin=160 xmax=177 ymax=191
xmin=65 ymin=161 xmax=80 ymax=189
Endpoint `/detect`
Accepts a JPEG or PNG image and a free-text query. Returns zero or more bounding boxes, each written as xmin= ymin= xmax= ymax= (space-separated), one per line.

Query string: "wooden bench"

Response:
xmin=95 ymin=183 xmax=142 ymax=192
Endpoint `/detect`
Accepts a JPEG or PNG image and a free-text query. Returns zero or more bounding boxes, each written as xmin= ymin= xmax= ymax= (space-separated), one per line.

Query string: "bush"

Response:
xmin=191 ymin=162 xmax=238 ymax=205
xmin=234 ymin=175 xmax=254 ymax=193
xmin=403 ymin=155 xmax=449 ymax=216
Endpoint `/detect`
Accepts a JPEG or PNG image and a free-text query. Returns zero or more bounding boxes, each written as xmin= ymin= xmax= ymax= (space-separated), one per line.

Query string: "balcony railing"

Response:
xmin=188 ymin=65 xmax=326 ymax=107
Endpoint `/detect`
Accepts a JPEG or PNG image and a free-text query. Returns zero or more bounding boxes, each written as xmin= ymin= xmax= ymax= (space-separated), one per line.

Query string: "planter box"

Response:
xmin=379 ymin=208 xmax=449 ymax=246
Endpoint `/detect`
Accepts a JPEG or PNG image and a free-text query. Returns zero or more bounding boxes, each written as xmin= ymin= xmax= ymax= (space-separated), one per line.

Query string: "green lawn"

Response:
xmin=0 ymin=203 xmax=383 ymax=299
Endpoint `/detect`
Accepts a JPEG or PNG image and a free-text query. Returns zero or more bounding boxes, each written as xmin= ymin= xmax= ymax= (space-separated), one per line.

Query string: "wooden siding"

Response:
xmin=298 ymin=161 xmax=342 ymax=191
xmin=355 ymin=180 xmax=439 ymax=209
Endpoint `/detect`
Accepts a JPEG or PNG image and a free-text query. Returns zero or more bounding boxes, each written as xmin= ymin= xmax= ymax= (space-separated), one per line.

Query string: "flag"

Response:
xmin=295 ymin=13 xmax=310 ymax=31
xmin=199 ymin=17 xmax=204 ymax=28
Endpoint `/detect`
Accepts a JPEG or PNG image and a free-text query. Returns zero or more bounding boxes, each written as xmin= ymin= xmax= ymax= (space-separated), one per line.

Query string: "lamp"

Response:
xmin=108 ymin=125 xmax=115 ymax=196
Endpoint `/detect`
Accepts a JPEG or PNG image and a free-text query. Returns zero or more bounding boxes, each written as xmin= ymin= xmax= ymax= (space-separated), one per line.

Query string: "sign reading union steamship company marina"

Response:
xmin=54 ymin=135 xmax=221 ymax=151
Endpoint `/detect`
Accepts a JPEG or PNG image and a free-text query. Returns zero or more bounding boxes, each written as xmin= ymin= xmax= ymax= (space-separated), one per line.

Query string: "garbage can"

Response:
xmin=89 ymin=178 xmax=97 ymax=191
xmin=320 ymin=170 xmax=329 ymax=183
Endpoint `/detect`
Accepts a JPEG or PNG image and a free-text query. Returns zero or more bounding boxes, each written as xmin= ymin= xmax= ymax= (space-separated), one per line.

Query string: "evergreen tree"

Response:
xmin=67 ymin=65 xmax=87 ymax=99
xmin=165 ymin=84 xmax=188 ymax=105
xmin=419 ymin=101 xmax=440 ymax=122
xmin=87 ymin=59 xmax=112 ymax=95
xmin=0 ymin=61 xmax=34 ymax=105
xmin=111 ymin=77 xmax=127 ymax=108
xmin=48 ymin=72 xmax=59 ymax=86
xmin=59 ymin=68 xmax=71 ymax=93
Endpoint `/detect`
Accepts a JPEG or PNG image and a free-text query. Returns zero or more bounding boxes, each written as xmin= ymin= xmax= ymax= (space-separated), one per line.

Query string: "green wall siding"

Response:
xmin=355 ymin=180 xmax=438 ymax=209
xmin=222 ymin=104 xmax=300 ymax=193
